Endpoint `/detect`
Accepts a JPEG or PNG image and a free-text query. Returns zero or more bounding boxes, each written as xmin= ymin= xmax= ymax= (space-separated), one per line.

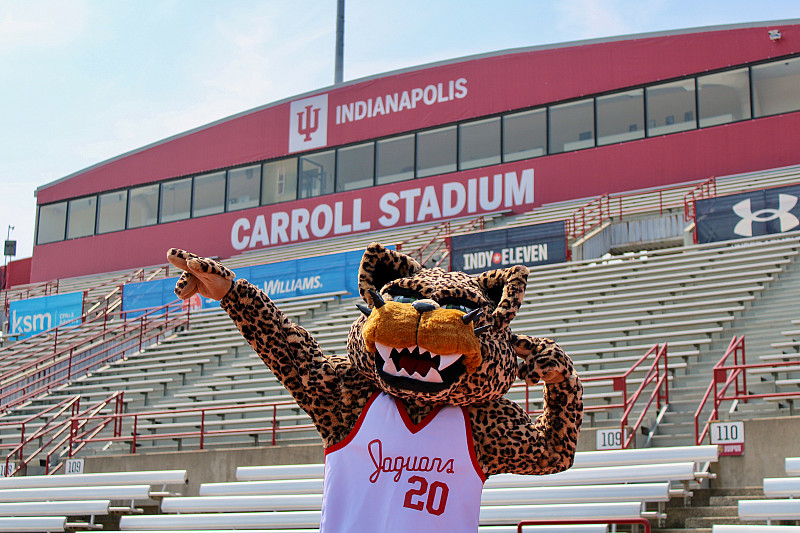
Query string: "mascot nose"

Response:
xmin=412 ymin=299 xmax=439 ymax=314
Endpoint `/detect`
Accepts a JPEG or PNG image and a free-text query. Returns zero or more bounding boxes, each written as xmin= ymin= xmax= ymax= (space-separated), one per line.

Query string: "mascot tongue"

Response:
xmin=395 ymin=352 xmax=434 ymax=377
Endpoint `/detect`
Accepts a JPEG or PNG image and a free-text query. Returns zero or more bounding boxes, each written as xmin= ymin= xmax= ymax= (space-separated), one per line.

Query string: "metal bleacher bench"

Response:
xmin=0 ymin=516 xmax=68 ymax=533
xmin=120 ymin=501 xmax=647 ymax=530
xmin=119 ymin=445 xmax=718 ymax=531
xmin=711 ymin=524 xmax=800 ymax=533
xmin=738 ymin=499 xmax=800 ymax=524
xmin=786 ymin=457 xmax=800 ymax=476
xmin=0 ymin=469 xmax=187 ymax=493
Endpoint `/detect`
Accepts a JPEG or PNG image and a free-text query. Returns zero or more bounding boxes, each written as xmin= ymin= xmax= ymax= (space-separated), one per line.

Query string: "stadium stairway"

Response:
xmin=645 ymin=235 xmax=800 ymax=448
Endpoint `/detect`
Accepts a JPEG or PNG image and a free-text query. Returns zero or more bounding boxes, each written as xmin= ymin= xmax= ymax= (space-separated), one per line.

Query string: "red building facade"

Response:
xmin=31 ymin=21 xmax=800 ymax=281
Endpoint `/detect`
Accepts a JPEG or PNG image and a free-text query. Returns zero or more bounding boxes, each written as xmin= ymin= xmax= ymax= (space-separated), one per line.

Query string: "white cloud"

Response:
xmin=0 ymin=0 xmax=89 ymax=50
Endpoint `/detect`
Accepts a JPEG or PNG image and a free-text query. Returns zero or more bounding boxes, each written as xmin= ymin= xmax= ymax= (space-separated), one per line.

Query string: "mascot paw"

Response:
xmin=167 ymin=248 xmax=235 ymax=301
xmin=513 ymin=334 xmax=576 ymax=385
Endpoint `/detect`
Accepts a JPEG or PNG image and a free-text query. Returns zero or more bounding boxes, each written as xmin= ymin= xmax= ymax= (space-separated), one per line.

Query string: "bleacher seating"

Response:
xmin=113 ymin=444 xmax=714 ymax=531
xmin=3 ymin=164 xmax=800 ymax=531
xmin=4 ymin=230 xmax=798 ymax=456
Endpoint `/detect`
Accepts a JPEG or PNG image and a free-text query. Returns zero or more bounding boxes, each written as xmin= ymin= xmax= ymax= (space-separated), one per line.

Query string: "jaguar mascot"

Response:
xmin=167 ymin=243 xmax=582 ymax=532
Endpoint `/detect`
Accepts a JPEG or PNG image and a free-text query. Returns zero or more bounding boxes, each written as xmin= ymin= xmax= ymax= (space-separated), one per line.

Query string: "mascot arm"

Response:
xmin=166 ymin=249 xmax=370 ymax=446
xmin=472 ymin=335 xmax=583 ymax=477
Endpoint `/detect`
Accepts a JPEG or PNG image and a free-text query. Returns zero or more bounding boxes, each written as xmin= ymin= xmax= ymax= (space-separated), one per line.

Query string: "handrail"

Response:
xmin=521 ymin=343 xmax=669 ymax=449
xmin=399 ymin=214 xmax=493 ymax=268
xmin=684 ymin=175 xmax=717 ymax=222
xmin=0 ymin=289 xmax=124 ymax=364
xmin=84 ymin=285 xmax=123 ymax=317
xmin=694 ymin=336 xmax=745 ymax=445
xmin=568 ymin=193 xmax=612 ymax=240
xmin=693 ymin=336 xmax=800 ymax=445
xmin=2 ymin=395 xmax=81 ymax=476
xmin=564 ymin=177 xmax=713 ymax=244
xmin=0 ymin=302 xmax=188 ymax=411
xmin=2 ymin=392 xmax=123 ymax=476
xmin=617 ymin=343 xmax=669 ymax=448
xmin=66 ymin=399 xmax=313 ymax=455
xmin=0 ymin=299 xmax=182 ymax=379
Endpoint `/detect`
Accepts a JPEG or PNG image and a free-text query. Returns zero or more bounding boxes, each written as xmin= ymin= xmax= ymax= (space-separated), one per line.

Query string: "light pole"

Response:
xmin=3 ymin=225 xmax=15 ymax=267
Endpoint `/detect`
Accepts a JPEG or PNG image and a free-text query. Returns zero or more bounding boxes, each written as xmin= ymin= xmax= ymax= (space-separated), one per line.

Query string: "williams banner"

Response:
xmin=450 ymin=221 xmax=567 ymax=274
xmin=695 ymin=184 xmax=800 ymax=244
xmin=122 ymin=247 xmax=375 ymax=316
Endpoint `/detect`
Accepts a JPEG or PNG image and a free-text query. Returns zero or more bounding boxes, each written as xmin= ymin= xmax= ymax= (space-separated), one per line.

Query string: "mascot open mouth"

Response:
xmin=374 ymin=341 xmax=466 ymax=392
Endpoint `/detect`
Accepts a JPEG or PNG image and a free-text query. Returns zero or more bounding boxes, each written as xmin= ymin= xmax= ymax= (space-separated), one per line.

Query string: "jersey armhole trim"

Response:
xmin=462 ymin=407 xmax=487 ymax=483
xmin=325 ymin=390 xmax=381 ymax=455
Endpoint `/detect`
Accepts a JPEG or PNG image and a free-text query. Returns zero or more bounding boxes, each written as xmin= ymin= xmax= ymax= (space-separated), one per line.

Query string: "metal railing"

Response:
xmin=683 ymin=176 xmax=717 ymax=222
xmin=521 ymin=343 xmax=669 ymax=449
xmin=0 ymin=398 xmax=314 ymax=473
xmin=0 ymin=302 xmax=189 ymax=412
xmin=66 ymin=399 xmax=314 ymax=455
xmin=694 ymin=335 xmax=800 ymax=445
xmin=1 ymin=392 xmax=124 ymax=476
xmin=694 ymin=336 xmax=745 ymax=445
xmin=567 ymin=194 xmax=613 ymax=241
xmin=397 ymin=214 xmax=494 ymax=269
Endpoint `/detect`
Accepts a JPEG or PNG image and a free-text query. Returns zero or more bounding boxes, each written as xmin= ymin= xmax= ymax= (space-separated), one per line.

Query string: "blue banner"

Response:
xmin=122 ymin=247 xmax=374 ymax=315
xmin=450 ymin=221 xmax=568 ymax=274
xmin=696 ymin=184 xmax=800 ymax=244
xmin=9 ymin=291 xmax=83 ymax=339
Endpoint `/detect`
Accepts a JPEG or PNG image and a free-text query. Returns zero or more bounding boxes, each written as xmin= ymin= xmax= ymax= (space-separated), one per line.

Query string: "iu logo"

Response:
xmin=289 ymin=94 xmax=328 ymax=153
xmin=732 ymin=194 xmax=800 ymax=237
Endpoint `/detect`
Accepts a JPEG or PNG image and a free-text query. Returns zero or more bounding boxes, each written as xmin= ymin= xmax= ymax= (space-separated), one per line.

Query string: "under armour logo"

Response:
xmin=732 ymin=194 xmax=800 ymax=237
xmin=297 ymin=105 xmax=320 ymax=141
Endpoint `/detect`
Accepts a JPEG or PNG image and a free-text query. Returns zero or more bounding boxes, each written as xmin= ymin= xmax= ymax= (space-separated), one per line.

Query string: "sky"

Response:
xmin=1 ymin=1 xmax=799 ymax=262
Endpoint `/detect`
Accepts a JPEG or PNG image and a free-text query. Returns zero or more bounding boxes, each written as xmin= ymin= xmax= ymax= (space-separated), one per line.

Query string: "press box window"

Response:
xmin=597 ymin=90 xmax=645 ymax=145
xmin=227 ymin=164 xmax=261 ymax=211
xmin=127 ymin=184 xmax=160 ymax=229
xmin=336 ymin=142 xmax=374 ymax=192
xmin=376 ymin=134 xmax=414 ymax=185
xmin=417 ymin=126 xmax=456 ymax=178
xmin=299 ymin=150 xmax=335 ymax=199
xmin=646 ymin=79 xmax=696 ymax=136
xmin=67 ymin=196 xmax=97 ymax=239
xmin=752 ymin=56 xmax=800 ymax=118
xmin=36 ymin=202 xmax=67 ymax=245
xmin=698 ymin=68 xmax=751 ymax=127
xmin=97 ymin=191 xmax=128 ymax=234
xmin=503 ymin=109 xmax=546 ymax=162
xmin=549 ymin=98 xmax=594 ymax=154
xmin=262 ymin=159 xmax=297 ymax=205
xmin=459 ymin=117 xmax=500 ymax=170
xmin=192 ymin=171 xmax=226 ymax=218
xmin=160 ymin=178 xmax=192 ymax=223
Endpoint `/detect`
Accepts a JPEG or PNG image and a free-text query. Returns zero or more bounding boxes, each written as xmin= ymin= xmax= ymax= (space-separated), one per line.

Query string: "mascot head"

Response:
xmin=347 ymin=242 xmax=529 ymax=405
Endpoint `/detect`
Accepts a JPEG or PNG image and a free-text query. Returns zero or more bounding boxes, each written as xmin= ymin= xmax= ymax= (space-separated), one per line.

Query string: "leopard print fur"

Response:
xmin=167 ymin=243 xmax=583 ymax=476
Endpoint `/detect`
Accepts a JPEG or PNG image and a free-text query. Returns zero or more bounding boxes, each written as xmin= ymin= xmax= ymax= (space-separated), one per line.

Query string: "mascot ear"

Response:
xmin=475 ymin=265 xmax=529 ymax=330
xmin=358 ymin=242 xmax=423 ymax=306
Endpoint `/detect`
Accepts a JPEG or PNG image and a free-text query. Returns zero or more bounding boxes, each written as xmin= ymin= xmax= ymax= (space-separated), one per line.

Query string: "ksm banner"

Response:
xmin=122 ymin=247 xmax=374 ymax=316
xmin=449 ymin=221 xmax=567 ymax=274
xmin=695 ymin=184 xmax=800 ymax=244
xmin=9 ymin=291 xmax=83 ymax=339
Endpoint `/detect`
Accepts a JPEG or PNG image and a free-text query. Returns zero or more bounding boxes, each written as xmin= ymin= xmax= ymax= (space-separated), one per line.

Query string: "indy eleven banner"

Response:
xmin=449 ymin=221 xmax=568 ymax=275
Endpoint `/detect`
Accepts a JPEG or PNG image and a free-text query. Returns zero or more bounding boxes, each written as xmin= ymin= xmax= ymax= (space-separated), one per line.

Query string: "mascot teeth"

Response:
xmin=376 ymin=342 xmax=463 ymax=383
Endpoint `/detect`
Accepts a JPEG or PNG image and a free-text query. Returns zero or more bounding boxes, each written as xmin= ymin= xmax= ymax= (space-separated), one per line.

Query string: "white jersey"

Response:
xmin=320 ymin=391 xmax=485 ymax=533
